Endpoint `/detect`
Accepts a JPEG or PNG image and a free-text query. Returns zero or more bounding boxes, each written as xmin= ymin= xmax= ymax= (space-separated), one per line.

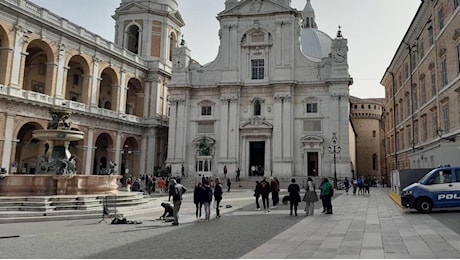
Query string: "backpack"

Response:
xmin=357 ymin=178 xmax=363 ymax=186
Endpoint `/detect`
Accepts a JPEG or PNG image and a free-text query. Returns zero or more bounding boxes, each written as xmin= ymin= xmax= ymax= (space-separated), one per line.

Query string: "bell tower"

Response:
xmin=112 ymin=0 xmax=185 ymax=62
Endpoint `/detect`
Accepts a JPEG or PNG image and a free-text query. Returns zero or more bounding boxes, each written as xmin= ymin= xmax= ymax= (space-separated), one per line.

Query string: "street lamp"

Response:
xmin=328 ymin=132 xmax=341 ymax=189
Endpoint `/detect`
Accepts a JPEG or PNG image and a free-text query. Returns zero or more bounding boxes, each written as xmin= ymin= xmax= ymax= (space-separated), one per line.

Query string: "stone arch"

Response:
xmin=98 ymin=67 xmax=119 ymax=111
xmin=66 ymin=55 xmax=90 ymax=104
xmin=93 ymin=133 xmax=114 ymax=175
xmin=125 ymin=77 xmax=144 ymax=117
xmin=125 ymin=23 xmax=141 ymax=54
xmin=0 ymin=25 xmax=10 ymax=85
xmin=14 ymin=122 xmax=44 ymax=174
xmin=121 ymin=136 xmax=140 ymax=177
xmin=23 ymin=39 xmax=55 ymax=95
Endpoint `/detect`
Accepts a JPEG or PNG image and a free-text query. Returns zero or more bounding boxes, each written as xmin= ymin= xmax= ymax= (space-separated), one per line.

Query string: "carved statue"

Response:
xmin=199 ymin=137 xmax=210 ymax=156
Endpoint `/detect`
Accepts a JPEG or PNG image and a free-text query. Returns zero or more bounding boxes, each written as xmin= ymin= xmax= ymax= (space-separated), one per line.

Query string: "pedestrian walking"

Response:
xmin=227 ymin=178 xmax=231 ymax=192
xmin=214 ymin=178 xmax=223 ymax=218
xmin=254 ymin=181 xmax=261 ymax=210
xmin=181 ymin=164 xmax=185 ymax=177
xmin=319 ymin=178 xmax=326 ymax=213
xmin=259 ymin=176 xmax=271 ymax=212
xmin=193 ymin=182 xmax=204 ymax=222
xmin=321 ymin=178 xmax=333 ymax=214
xmin=344 ymin=177 xmax=350 ymax=194
xmin=203 ymin=180 xmax=213 ymax=221
xmin=170 ymin=179 xmax=187 ymax=225
xmin=157 ymin=177 xmax=165 ymax=194
xmin=236 ymin=168 xmax=241 ymax=183
xmin=357 ymin=176 xmax=364 ymax=195
xmin=223 ymin=165 xmax=227 ymax=179
xmin=303 ymin=177 xmax=318 ymax=216
xmin=352 ymin=177 xmax=357 ymax=195
xmin=287 ymin=178 xmax=301 ymax=216
xmin=270 ymin=177 xmax=280 ymax=208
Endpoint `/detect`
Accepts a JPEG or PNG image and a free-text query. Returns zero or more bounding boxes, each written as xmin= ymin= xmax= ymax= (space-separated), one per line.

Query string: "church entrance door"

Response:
xmin=249 ymin=141 xmax=265 ymax=176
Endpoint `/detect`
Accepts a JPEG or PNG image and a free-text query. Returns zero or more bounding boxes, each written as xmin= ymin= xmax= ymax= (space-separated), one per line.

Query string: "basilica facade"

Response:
xmin=0 ymin=0 xmax=355 ymax=182
xmin=166 ymin=0 xmax=354 ymax=179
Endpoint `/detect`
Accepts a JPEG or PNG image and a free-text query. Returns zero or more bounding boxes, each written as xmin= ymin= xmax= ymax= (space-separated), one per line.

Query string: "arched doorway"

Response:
xmin=93 ymin=133 xmax=113 ymax=175
xmin=15 ymin=123 xmax=43 ymax=174
xmin=66 ymin=55 xmax=90 ymax=104
xmin=125 ymin=78 xmax=144 ymax=117
xmin=23 ymin=39 xmax=54 ymax=94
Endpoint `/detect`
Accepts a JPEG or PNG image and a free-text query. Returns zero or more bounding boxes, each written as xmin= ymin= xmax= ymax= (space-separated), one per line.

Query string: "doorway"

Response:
xmin=307 ymin=152 xmax=318 ymax=176
xmin=249 ymin=141 xmax=265 ymax=176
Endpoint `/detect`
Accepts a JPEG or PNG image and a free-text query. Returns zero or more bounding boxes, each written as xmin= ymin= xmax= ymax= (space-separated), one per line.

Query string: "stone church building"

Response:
xmin=166 ymin=0 xmax=354 ymax=179
xmin=0 ymin=0 xmax=358 ymax=182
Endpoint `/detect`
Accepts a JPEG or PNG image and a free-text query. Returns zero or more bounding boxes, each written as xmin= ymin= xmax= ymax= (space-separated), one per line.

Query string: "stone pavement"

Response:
xmin=242 ymin=188 xmax=460 ymax=259
xmin=1 ymin=187 xmax=460 ymax=258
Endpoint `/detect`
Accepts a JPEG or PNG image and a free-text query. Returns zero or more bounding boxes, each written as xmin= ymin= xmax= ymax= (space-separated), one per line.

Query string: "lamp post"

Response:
xmin=328 ymin=132 xmax=341 ymax=189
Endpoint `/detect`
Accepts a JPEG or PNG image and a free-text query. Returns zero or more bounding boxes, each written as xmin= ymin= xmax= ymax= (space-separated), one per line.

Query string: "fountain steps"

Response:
xmin=0 ymin=192 xmax=149 ymax=223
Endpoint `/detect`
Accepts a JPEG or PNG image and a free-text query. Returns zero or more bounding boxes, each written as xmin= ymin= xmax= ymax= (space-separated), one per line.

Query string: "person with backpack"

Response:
xmin=343 ymin=177 xmax=350 ymax=195
xmin=203 ymin=180 xmax=213 ymax=221
xmin=321 ymin=178 xmax=333 ymax=214
xmin=357 ymin=177 xmax=364 ymax=195
xmin=170 ymin=179 xmax=187 ymax=226
xmin=259 ymin=176 xmax=271 ymax=212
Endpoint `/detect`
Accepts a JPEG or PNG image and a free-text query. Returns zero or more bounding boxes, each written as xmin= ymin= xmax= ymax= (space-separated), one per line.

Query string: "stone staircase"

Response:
xmin=0 ymin=192 xmax=148 ymax=223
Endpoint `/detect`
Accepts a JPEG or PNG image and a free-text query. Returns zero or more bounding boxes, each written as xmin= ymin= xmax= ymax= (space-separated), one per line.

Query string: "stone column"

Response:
xmin=54 ymin=44 xmax=66 ymax=98
xmin=90 ymin=57 xmax=101 ymax=106
xmin=85 ymin=128 xmax=94 ymax=175
xmin=9 ymin=25 xmax=28 ymax=88
xmin=1 ymin=114 xmax=15 ymax=171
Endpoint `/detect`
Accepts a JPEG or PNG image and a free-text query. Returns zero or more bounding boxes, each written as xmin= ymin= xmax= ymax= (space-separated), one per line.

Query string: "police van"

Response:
xmin=400 ymin=166 xmax=460 ymax=213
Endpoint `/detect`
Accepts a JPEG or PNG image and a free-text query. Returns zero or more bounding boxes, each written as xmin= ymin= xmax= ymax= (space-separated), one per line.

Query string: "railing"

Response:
xmin=2 ymin=0 xmax=145 ymax=65
xmin=0 ymin=84 xmax=147 ymax=124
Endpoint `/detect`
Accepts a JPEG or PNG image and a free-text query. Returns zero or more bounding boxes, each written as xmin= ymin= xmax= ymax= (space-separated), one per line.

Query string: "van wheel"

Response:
xmin=416 ymin=198 xmax=433 ymax=213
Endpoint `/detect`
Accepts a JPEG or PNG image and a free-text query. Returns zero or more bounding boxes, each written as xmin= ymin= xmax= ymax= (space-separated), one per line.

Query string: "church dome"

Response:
xmin=301 ymin=28 xmax=332 ymax=59
xmin=299 ymin=0 xmax=332 ymax=59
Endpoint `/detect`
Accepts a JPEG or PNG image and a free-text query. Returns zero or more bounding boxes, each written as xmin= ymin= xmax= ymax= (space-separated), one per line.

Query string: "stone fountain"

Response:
xmin=0 ymin=108 xmax=121 ymax=196
xmin=34 ymin=108 xmax=84 ymax=175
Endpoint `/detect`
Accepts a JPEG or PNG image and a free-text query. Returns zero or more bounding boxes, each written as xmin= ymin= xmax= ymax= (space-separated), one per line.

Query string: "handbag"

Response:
xmin=305 ymin=190 xmax=319 ymax=202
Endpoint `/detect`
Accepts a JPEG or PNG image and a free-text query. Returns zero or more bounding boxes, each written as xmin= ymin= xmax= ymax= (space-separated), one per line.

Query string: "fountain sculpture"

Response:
xmin=0 ymin=108 xmax=121 ymax=196
xmin=34 ymin=109 xmax=83 ymax=175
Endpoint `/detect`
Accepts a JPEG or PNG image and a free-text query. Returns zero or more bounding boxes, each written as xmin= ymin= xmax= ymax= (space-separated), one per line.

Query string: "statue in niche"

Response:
xmin=199 ymin=137 xmax=211 ymax=156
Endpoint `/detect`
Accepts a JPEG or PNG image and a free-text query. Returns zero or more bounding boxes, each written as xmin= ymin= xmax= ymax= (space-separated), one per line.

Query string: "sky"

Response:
xmin=31 ymin=0 xmax=421 ymax=99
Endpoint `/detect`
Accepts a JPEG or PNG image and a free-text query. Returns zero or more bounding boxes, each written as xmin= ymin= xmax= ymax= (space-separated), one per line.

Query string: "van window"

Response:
xmin=427 ymin=170 xmax=452 ymax=184
xmin=456 ymin=170 xmax=460 ymax=183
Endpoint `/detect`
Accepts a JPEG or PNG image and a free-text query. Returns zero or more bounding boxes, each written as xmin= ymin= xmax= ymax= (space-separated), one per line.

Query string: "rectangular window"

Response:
xmin=410 ymin=52 xmax=416 ymax=72
xmin=306 ymin=103 xmax=318 ymax=113
xmin=201 ymin=106 xmax=212 ymax=116
xmin=455 ymin=0 xmax=459 ymax=9
xmin=404 ymin=63 xmax=409 ymax=79
xmin=431 ymin=71 xmax=437 ymax=97
xmin=442 ymin=106 xmax=450 ymax=133
xmin=419 ymin=41 xmax=425 ymax=59
xmin=421 ymin=79 xmax=426 ymax=104
xmin=432 ymin=112 xmax=438 ymax=139
xmin=438 ymin=7 xmax=445 ymax=30
xmin=197 ymin=123 xmax=214 ymax=134
xmin=457 ymin=43 xmax=460 ymax=74
xmin=428 ymin=26 xmax=434 ymax=46
xmin=414 ymin=121 xmax=419 ymax=145
xmin=441 ymin=59 xmax=448 ymax=86
xmin=422 ymin=116 xmax=427 ymax=142
xmin=73 ymin=75 xmax=79 ymax=85
xmin=251 ymin=59 xmax=264 ymax=80
xmin=303 ymin=120 xmax=321 ymax=132
xmin=412 ymin=86 xmax=418 ymax=110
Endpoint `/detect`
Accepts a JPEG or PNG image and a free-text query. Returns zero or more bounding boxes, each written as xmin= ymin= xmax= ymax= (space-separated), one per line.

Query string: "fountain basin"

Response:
xmin=0 ymin=175 xmax=122 ymax=196
xmin=32 ymin=129 xmax=85 ymax=141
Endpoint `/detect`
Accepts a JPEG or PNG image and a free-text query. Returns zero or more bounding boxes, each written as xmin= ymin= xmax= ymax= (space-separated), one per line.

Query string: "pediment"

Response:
xmin=240 ymin=119 xmax=273 ymax=129
xmin=219 ymin=0 xmax=295 ymax=17
xmin=300 ymin=135 xmax=324 ymax=144
xmin=116 ymin=2 xmax=148 ymax=13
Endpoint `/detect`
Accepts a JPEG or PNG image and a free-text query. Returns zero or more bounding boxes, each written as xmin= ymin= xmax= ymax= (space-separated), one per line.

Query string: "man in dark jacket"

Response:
xmin=214 ymin=178 xmax=223 ymax=218
xmin=259 ymin=176 xmax=271 ymax=212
